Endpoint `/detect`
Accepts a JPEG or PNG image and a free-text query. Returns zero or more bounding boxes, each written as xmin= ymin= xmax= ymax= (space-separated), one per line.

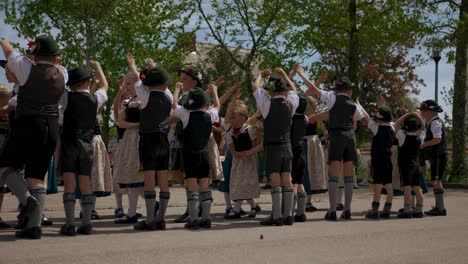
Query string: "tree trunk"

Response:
xmin=452 ymin=0 xmax=468 ymax=179
xmin=348 ymin=0 xmax=360 ymax=95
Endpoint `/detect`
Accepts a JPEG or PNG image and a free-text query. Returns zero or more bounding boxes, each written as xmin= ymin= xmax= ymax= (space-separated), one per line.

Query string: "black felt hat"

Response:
xmin=264 ymin=75 xmax=287 ymax=92
xmin=179 ymin=66 xmax=202 ymax=82
xmin=67 ymin=65 xmax=94 ymax=86
xmin=418 ymin=99 xmax=443 ymax=113
xmin=375 ymin=106 xmax=393 ymax=122
xmin=30 ymin=35 xmax=64 ymax=56
xmin=143 ymin=66 xmax=170 ymax=86
xmin=0 ymin=60 xmax=6 ymax=69
xmin=333 ymin=76 xmax=353 ymax=90
xmin=403 ymin=117 xmax=419 ymax=131
xmin=184 ymin=87 xmax=210 ymax=110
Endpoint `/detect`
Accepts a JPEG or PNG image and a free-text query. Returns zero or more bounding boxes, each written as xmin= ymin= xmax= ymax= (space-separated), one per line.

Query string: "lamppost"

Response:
xmin=432 ymin=48 xmax=441 ymax=103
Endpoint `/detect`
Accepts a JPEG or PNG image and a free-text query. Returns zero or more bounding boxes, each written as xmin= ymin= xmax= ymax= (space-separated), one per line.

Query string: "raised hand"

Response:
xmin=146 ymin=58 xmax=155 ymax=69
xmin=214 ymin=75 xmax=225 ymax=87
xmin=261 ymin=69 xmax=271 ymax=78
xmin=127 ymin=52 xmax=135 ymax=66
xmin=88 ymin=60 xmax=101 ymax=69
xmin=275 ymin=67 xmax=287 ymax=77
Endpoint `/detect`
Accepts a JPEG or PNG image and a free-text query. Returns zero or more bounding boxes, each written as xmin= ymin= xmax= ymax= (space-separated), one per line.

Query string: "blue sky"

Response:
xmin=0 ymin=11 xmax=455 ymax=119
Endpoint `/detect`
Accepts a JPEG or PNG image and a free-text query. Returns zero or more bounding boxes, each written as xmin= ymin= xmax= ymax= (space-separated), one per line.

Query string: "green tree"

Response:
xmin=1 ymin=0 xmax=192 ymax=145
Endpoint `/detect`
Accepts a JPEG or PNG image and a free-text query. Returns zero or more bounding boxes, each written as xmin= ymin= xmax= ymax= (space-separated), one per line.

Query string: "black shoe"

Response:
xmin=224 ymin=207 xmax=233 ymax=219
xmin=15 ymin=226 xmax=42 ymax=239
xmin=59 ymin=224 xmax=76 ymax=236
xmin=294 ymin=214 xmax=307 ymax=222
xmin=412 ymin=212 xmax=424 ymax=218
xmin=341 ymin=210 xmax=351 ymax=220
xmin=0 ymin=217 xmax=11 ymax=228
xmin=91 ymin=210 xmax=100 ymax=220
xmin=336 ymin=203 xmax=344 ymax=211
xmin=154 ymin=220 xmax=166 ymax=230
xmin=424 ymin=207 xmax=447 ymax=216
xmin=114 ymin=214 xmax=139 ymax=224
xmin=225 ymin=211 xmax=242 ymax=219
xmin=305 ymin=203 xmax=317 ymax=212
xmin=379 ymin=211 xmax=390 ymax=219
xmin=41 ymin=215 xmax=53 ymax=226
xmin=324 ymin=211 xmax=337 ymax=221
xmin=133 ymin=220 xmax=149 ymax=231
xmin=283 ymin=216 xmax=293 ymax=225
xmin=199 ymin=219 xmax=211 ymax=229
xmin=260 ymin=216 xmax=283 ymax=226
xmin=398 ymin=208 xmax=405 ymax=213
xmin=136 ymin=212 xmax=143 ymax=218
xmin=365 ymin=211 xmax=379 ymax=219
xmin=397 ymin=212 xmax=412 ymax=219
xmin=184 ymin=220 xmax=200 ymax=230
xmin=239 ymin=209 xmax=246 ymax=215
xmin=174 ymin=212 xmax=189 ymax=223
xmin=114 ymin=208 xmax=125 ymax=218
xmin=77 ymin=224 xmax=93 ymax=235
xmin=248 ymin=205 xmax=261 ymax=218
xmin=16 ymin=197 xmax=38 ymax=230
xmin=261 ymin=183 xmax=271 ymax=190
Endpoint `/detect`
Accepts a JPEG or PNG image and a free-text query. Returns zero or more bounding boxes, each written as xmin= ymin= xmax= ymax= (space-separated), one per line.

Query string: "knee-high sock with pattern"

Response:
xmin=200 ymin=191 xmax=213 ymax=220
xmin=144 ymin=191 xmax=156 ymax=222
xmin=187 ymin=191 xmax=199 ymax=220
xmin=296 ymin=192 xmax=307 ymax=216
xmin=344 ymin=176 xmax=354 ymax=211
xmin=434 ymin=189 xmax=445 ymax=210
xmin=29 ymin=188 xmax=46 ymax=228
xmin=1 ymin=169 xmax=30 ymax=206
xmin=328 ymin=176 xmax=339 ymax=212
xmin=81 ymin=194 xmax=96 ymax=226
xmin=155 ymin=192 xmax=170 ymax=222
xmin=271 ymin=187 xmax=282 ymax=219
xmin=63 ymin=193 xmax=76 ymax=226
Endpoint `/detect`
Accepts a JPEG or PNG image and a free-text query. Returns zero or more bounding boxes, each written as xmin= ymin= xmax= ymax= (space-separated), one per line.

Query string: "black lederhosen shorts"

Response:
xmin=291 ymin=145 xmax=305 ymax=184
xmin=399 ymin=161 xmax=421 ymax=187
xmin=369 ymin=157 xmax=393 ymax=185
xmin=264 ymin=143 xmax=293 ymax=175
xmin=183 ymin=147 xmax=209 ymax=179
xmin=170 ymin=147 xmax=184 ymax=171
xmin=61 ymin=137 xmax=94 ymax=176
xmin=429 ymin=154 xmax=448 ymax=181
xmin=0 ymin=116 xmax=59 ymax=180
xmin=140 ymin=132 xmax=170 ymax=171
xmin=328 ymin=129 xmax=357 ymax=163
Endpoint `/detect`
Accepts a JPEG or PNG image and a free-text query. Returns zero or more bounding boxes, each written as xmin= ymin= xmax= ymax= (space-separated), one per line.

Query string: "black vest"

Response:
xmin=62 ymin=92 xmax=97 ymax=142
xmin=370 ymin=125 xmax=395 ymax=163
xmin=16 ymin=63 xmax=65 ymax=118
xmin=424 ymin=117 xmax=447 ymax=157
xmin=398 ymin=132 xmax=421 ymax=167
xmin=263 ymin=97 xmax=292 ymax=145
xmin=290 ymin=114 xmax=307 ymax=148
xmin=232 ymin=129 xmax=253 ymax=152
xmin=329 ymin=94 xmax=356 ymax=130
xmin=126 ymin=107 xmax=140 ymax=123
xmin=305 ymin=122 xmax=318 ymax=136
xmin=140 ymin=90 xmax=171 ymax=134
xmin=183 ymin=111 xmax=212 ymax=152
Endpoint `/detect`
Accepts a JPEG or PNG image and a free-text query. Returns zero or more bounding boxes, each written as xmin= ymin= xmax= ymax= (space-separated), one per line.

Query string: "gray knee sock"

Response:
xmin=81 ymin=194 xmax=96 ymax=226
xmin=271 ymin=187 xmax=282 ymax=219
xmin=28 ymin=188 xmax=46 ymax=228
xmin=2 ymin=169 xmax=30 ymax=206
xmin=234 ymin=200 xmax=243 ymax=212
xmin=127 ymin=188 xmax=139 ymax=217
xmin=200 ymin=191 xmax=213 ymax=220
xmin=344 ymin=176 xmax=354 ymax=211
xmin=404 ymin=203 xmax=412 ymax=213
xmin=383 ymin=202 xmax=392 ymax=213
xmin=282 ymin=187 xmax=294 ymax=218
xmin=306 ymin=194 xmax=312 ymax=204
xmin=247 ymin=199 xmax=256 ymax=209
xmin=63 ymin=193 xmax=76 ymax=226
xmin=292 ymin=194 xmax=297 ymax=215
xmin=414 ymin=203 xmax=423 ymax=213
xmin=328 ymin=176 xmax=339 ymax=212
xmin=296 ymin=192 xmax=306 ymax=216
xmin=187 ymin=191 xmax=199 ymax=220
xmin=371 ymin=202 xmax=380 ymax=213
xmin=411 ymin=195 xmax=416 ymax=209
xmin=155 ymin=192 xmax=170 ymax=222
xmin=434 ymin=189 xmax=445 ymax=210
xmin=115 ymin=192 xmax=123 ymax=209
xmin=144 ymin=191 xmax=156 ymax=222
xmin=224 ymin=192 xmax=232 ymax=209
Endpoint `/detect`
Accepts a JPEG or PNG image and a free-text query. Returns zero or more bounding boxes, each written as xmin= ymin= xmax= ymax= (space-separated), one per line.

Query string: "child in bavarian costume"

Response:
xmin=359 ymin=101 xmax=397 ymax=219
xmin=304 ymin=96 xmax=328 ymax=212
xmin=59 ymin=60 xmax=108 ymax=236
xmin=224 ymin=90 xmax=262 ymax=219
xmin=0 ymin=36 xmax=66 ymax=239
xmin=253 ymin=68 xmax=299 ymax=226
xmin=393 ymin=112 xmax=425 ymax=218
xmin=170 ymin=83 xmax=220 ymax=229
xmin=0 ymin=82 xmax=12 ymax=228
xmin=113 ymin=75 xmax=145 ymax=224
xmin=127 ymin=53 xmax=173 ymax=231
xmin=296 ymin=62 xmax=364 ymax=221
xmin=418 ymin=100 xmax=448 ymax=216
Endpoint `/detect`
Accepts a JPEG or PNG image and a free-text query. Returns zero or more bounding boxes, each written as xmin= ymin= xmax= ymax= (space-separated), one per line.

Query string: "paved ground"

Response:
xmin=1 ymin=186 xmax=468 ymax=264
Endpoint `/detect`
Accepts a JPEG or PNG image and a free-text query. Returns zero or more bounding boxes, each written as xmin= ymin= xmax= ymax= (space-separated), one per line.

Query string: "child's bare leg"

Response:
xmin=270 ymin=173 xmax=282 ymax=219
xmin=403 ymin=186 xmax=412 ymax=213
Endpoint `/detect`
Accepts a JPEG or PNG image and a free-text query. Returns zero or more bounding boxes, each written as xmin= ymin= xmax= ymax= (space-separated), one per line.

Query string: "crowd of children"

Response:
xmin=0 ymin=35 xmax=450 ymax=239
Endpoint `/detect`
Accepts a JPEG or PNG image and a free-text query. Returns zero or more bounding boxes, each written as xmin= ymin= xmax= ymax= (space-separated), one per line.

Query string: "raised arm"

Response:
xmin=276 ymin=68 xmax=296 ymax=91
xmin=309 ymin=111 xmax=330 ymax=122
xmin=253 ymin=69 xmax=271 ymax=92
xmin=172 ymin=82 xmax=183 ymax=109
xmin=393 ymin=112 xmax=410 ymax=133
xmin=89 ymin=60 xmax=108 ymax=93
xmin=0 ymin=39 xmax=14 ymax=59
xmin=356 ymin=97 xmax=370 ymax=125
xmin=295 ymin=62 xmax=322 ymax=97
xmin=219 ymin=82 xmax=240 ymax=106
xmin=209 ymin=83 xmax=220 ymax=111
xmin=224 ymin=89 xmax=241 ymax=125
xmin=113 ymin=78 xmax=125 ymax=120
xmin=126 ymin=53 xmax=139 ymax=80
